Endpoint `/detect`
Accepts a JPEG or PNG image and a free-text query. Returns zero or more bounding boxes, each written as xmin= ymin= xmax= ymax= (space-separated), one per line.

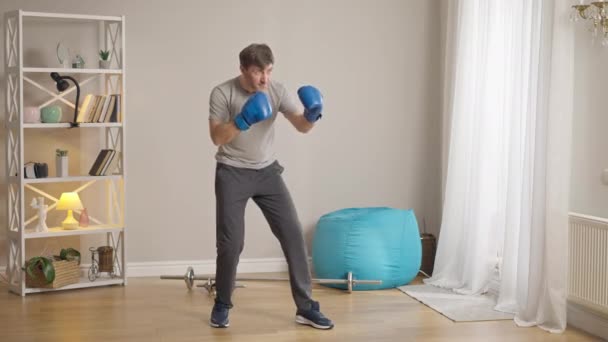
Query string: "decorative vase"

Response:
xmin=99 ymin=60 xmax=110 ymax=69
xmin=79 ymin=208 xmax=90 ymax=227
xmin=24 ymin=106 xmax=41 ymax=123
xmin=41 ymin=106 xmax=62 ymax=123
xmin=56 ymin=41 xmax=70 ymax=68
xmin=56 ymin=156 xmax=68 ymax=177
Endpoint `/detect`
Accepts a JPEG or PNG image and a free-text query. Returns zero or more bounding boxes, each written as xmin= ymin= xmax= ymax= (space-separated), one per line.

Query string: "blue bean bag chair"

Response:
xmin=312 ymin=207 xmax=421 ymax=290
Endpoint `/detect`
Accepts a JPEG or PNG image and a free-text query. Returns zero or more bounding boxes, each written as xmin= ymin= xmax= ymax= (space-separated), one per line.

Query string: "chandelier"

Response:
xmin=571 ymin=1 xmax=608 ymax=46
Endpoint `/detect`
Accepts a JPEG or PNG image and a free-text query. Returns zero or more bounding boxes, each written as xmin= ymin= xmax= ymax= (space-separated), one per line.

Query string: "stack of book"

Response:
xmin=88 ymin=149 xmax=120 ymax=176
xmin=77 ymin=94 xmax=122 ymax=123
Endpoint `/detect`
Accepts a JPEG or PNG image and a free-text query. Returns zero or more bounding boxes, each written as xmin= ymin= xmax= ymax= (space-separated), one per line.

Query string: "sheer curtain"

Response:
xmin=425 ymin=0 xmax=573 ymax=333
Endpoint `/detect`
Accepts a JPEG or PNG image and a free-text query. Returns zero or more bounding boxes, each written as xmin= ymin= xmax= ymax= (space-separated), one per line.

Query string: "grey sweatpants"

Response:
xmin=214 ymin=161 xmax=313 ymax=310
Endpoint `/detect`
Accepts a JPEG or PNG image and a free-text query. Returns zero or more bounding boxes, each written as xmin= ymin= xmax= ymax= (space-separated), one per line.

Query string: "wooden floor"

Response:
xmin=0 ymin=275 xmax=600 ymax=342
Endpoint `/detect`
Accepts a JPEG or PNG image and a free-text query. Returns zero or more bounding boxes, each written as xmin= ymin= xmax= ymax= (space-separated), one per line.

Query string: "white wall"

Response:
xmin=0 ymin=0 xmax=442 ymax=271
xmin=570 ymin=26 xmax=608 ymax=218
xmin=567 ymin=22 xmax=608 ymax=342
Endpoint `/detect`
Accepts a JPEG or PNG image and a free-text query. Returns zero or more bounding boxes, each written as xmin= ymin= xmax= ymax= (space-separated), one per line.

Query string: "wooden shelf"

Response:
xmin=22 ymin=67 xmax=122 ymax=74
xmin=20 ymin=11 xmax=122 ymax=22
xmin=24 ymin=277 xmax=124 ymax=294
xmin=11 ymin=175 xmax=122 ymax=184
xmin=4 ymin=9 xmax=127 ymax=296
xmin=19 ymin=122 xmax=123 ymax=129
xmin=24 ymin=225 xmax=124 ymax=239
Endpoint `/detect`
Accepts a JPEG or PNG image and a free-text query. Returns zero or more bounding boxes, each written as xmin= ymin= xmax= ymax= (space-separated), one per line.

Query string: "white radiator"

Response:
xmin=569 ymin=212 xmax=608 ymax=315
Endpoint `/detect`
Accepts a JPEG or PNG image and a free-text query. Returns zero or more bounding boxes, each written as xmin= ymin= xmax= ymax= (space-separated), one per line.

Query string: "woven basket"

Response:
xmin=97 ymin=246 xmax=114 ymax=273
xmin=25 ymin=259 xmax=80 ymax=289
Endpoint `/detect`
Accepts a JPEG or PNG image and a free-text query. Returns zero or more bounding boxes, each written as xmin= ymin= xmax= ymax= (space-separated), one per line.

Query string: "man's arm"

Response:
xmin=285 ymin=112 xmax=314 ymax=134
xmin=283 ymin=85 xmax=323 ymax=134
xmin=209 ymin=87 xmax=238 ymax=146
xmin=209 ymin=119 xmax=240 ymax=146
xmin=209 ymin=91 xmax=273 ymax=145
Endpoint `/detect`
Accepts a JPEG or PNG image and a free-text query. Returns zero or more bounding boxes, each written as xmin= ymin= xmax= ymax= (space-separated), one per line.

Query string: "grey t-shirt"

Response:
xmin=209 ymin=77 xmax=299 ymax=169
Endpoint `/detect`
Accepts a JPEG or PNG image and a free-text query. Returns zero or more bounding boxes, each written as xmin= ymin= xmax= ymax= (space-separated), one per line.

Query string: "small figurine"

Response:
xmin=71 ymin=54 xmax=85 ymax=69
xmin=30 ymin=197 xmax=49 ymax=233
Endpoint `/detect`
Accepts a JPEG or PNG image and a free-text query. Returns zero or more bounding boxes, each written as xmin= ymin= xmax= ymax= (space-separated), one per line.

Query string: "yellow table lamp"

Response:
xmin=57 ymin=192 xmax=83 ymax=230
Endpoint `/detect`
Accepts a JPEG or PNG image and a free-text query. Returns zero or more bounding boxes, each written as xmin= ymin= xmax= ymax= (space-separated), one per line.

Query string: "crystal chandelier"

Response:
xmin=571 ymin=1 xmax=608 ymax=46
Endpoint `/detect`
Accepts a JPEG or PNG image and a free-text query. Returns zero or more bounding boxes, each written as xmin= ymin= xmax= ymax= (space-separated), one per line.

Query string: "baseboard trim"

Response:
xmin=567 ymin=300 xmax=608 ymax=340
xmin=127 ymin=257 xmax=289 ymax=277
xmin=1 ymin=257 xmax=303 ymax=280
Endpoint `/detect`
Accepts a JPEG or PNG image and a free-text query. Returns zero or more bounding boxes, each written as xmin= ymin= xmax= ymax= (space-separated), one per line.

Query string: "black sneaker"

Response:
xmin=295 ymin=301 xmax=334 ymax=330
xmin=209 ymin=300 xmax=230 ymax=328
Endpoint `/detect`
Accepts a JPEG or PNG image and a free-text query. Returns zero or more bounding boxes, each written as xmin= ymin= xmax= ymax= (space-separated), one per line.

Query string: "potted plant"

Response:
xmin=24 ymin=256 xmax=55 ymax=285
xmin=99 ymin=49 xmax=111 ymax=69
xmin=59 ymin=247 xmax=81 ymax=263
xmin=56 ymin=148 xmax=69 ymax=177
xmin=24 ymin=248 xmax=81 ymax=288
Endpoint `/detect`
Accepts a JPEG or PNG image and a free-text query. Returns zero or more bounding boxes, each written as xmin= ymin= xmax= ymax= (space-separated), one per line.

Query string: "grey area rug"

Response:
xmin=398 ymin=284 xmax=514 ymax=322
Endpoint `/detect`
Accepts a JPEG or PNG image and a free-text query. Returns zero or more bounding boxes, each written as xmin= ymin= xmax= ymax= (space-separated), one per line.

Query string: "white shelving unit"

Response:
xmin=3 ymin=10 xmax=127 ymax=296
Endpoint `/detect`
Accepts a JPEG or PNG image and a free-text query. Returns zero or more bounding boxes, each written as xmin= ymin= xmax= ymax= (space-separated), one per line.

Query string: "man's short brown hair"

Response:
xmin=239 ymin=43 xmax=274 ymax=69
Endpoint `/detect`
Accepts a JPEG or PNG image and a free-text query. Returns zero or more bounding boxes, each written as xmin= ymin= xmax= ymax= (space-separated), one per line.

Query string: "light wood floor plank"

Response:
xmin=0 ymin=275 xmax=600 ymax=341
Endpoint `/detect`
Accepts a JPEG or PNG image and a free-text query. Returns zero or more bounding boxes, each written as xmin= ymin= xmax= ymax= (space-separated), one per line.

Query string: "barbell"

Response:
xmin=160 ymin=267 xmax=382 ymax=294
xmin=160 ymin=266 xmax=197 ymax=290
xmin=195 ymin=277 xmax=246 ymax=298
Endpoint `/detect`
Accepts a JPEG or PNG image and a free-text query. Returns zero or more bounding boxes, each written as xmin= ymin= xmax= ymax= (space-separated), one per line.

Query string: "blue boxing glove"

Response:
xmin=297 ymin=85 xmax=323 ymax=123
xmin=234 ymin=92 xmax=273 ymax=131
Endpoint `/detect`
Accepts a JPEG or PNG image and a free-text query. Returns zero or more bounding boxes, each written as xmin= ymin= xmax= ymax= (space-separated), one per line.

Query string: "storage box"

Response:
xmin=420 ymin=233 xmax=437 ymax=276
xmin=25 ymin=259 xmax=80 ymax=289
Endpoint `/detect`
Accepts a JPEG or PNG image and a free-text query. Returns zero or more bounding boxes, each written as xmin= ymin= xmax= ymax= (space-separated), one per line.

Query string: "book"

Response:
xmin=76 ymin=94 xmax=94 ymax=123
xmin=109 ymin=94 xmax=121 ymax=122
xmin=101 ymin=151 xmax=120 ymax=175
xmin=98 ymin=95 xmax=112 ymax=122
xmin=91 ymin=95 xmax=106 ymax=122
xmin=103 ymin=95 xmax=116 ymax=123
xmin=95 ymin=149 xmax=115 ymax=176
xmin=97 ymin=150 xmax=114 ymax=176
xmin=88 ymin=149 xmax=113 ymax=176
xmin=86 ymin=96 xmax=101 ymax=123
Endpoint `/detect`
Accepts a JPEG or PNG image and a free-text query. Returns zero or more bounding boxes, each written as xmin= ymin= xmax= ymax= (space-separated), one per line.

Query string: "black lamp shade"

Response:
xmin=50 ymin=72 xmax=61 ymax=82
xmin=56 ymin=80 xmax=70 ymax=92
xmin=51 ymin=72 xmax=70 ymax=92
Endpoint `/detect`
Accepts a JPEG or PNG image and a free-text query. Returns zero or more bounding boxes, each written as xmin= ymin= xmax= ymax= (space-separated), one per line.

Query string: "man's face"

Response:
xmin=240 ymin=64 xmax=273 ymax=92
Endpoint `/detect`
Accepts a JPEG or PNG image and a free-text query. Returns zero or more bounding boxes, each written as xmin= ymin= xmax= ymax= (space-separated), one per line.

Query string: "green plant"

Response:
xmin=56 ymin=149 xmax=68 ymax=157
xmin=59 ymin=248 xmax=81 ymax=264
xmin=24 ymin=256 xmax=55 ymax=284
xmin=99 ymin=49 xmax=110 ymax=61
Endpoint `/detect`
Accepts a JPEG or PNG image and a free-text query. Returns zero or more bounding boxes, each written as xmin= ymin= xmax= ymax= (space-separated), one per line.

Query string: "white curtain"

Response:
xmin=425 ymin=0 xmax=573 ymax=333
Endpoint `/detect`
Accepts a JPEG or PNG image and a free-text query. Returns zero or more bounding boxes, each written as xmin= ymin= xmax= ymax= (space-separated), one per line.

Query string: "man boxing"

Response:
xmin=207 ymin=43 xmax=334 ymax=330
